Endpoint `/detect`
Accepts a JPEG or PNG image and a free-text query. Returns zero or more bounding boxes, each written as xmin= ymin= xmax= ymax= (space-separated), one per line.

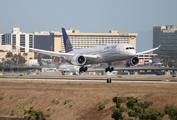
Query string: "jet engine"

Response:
xmin=126 ymin=56 xmax=139 ymax=67
xmin=130 ymin=56 xmax=139 ymax=66
xmin=71 ymin=54 xmax=86 ymax=66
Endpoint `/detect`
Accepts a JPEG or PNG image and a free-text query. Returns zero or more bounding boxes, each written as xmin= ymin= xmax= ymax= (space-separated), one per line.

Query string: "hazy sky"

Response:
xmin=0 ymin=0 xmax=177 ymax=50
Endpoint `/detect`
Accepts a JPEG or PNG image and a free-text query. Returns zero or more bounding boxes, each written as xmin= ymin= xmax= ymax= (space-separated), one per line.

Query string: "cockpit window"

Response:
xmin=126 ymin=47 xmax=134 ymax=50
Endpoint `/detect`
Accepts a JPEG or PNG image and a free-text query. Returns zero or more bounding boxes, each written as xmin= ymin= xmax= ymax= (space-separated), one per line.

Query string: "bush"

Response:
xmin=148 ymin=110 xmax=165 ymax=120
xmin=47 ymin=107 xmax=51 ymax=112
xmin=0 ymin=96 xmax=3 ymax=100
xmin=126 ymin=98 xmax=138 ymax=109
xmin=10 ymin=96 xmax=13 ymax=100
xmin=113 ymin=97 xmax=124 ymax=108
xmin=52 ymin=98 xmax=59 ymax=105
xmin=24 ymin=106 xmax=50 ymax=120
xmin=164 ymin=105 xmax=177 ymax=120
xmin=64 ymin=99 xmax=71 ymax=105
xmin=128 ymin=109 xmax=137 ymax=117
xmin=113 ymin=97 xmax=123 ymax=104
xmin=112 ymin=108 xmax=124 ymax=120
xmin=10 ymin=109 xmax=15 ymax=116
xmin=98 ymin=103 xmax=105 ymax=110
xmin=69 ymin=104 xmax=73 ymax=108
xmin=139 ymin=101 xmax=153 ymax=113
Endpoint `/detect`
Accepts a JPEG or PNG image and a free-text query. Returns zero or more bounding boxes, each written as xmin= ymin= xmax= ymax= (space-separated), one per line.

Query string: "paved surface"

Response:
xmin=0 ymin=76 xmax=176 ymax=84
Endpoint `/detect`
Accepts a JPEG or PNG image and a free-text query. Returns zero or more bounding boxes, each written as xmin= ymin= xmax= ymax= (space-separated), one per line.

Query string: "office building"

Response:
xmin=1 ymin=28 xmax=34 ymax=52
xmin=51 ymin=28 xmax=138 ymax=53
xmin=0 ymin=34 xmax=1 ymax=44
xmin=33 ymin=31 xmax=55 ymax=58
xmin=153 ymin=25 xmax=177 ymax=60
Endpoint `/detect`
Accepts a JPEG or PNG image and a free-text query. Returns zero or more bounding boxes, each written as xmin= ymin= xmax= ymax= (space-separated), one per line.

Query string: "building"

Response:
xmin=0 ymin=45 xmax=34 ymax=62
xmin=0 ymin=51 xmax=34 ymax=61
xmin=1 ymin=28 xmax=138 ymax=60
xmin=1 ymin=28 xmax=34 ymax=52
xmin=51 ymin=28 xmax=138 ymax=53
xmin=0 ymin=34 xmax=2 ymax=45
xmin=0 ymin=45 xmax=12 ymax=52
xmin=34 ymin=31 xmax=54 ymax=58
xmin=137 ymin=54 xmax=158 ymax=66
xmin=153 ymin=25 xmax=177 ymax=60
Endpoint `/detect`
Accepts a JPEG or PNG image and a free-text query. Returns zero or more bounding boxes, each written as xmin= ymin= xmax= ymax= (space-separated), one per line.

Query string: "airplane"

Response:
xmin=17 ymin=28 xmax=161 ymax=73
xmin=56 ymin=57 xmax=80 ymax=75
xmin=58 ymin=64 xmax=80 ymax=75
xmin=57 ymin=57 xmax=95 ymax=75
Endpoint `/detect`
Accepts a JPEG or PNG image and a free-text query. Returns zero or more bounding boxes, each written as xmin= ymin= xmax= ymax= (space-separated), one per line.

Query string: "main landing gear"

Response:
xmin=105 ymin=67 xmax=114 ymax=72
xmin=79 ymin=66 xmax=88 ymax=73
xmin=105 ymin=62 xmax=114 ymax=72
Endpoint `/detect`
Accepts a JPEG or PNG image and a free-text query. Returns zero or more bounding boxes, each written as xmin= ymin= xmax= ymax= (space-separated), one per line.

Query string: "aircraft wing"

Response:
xmin=136 ymin=45 xmax=161 ymax=55
xmin=17 ymin=46 xmax=99 ymax=60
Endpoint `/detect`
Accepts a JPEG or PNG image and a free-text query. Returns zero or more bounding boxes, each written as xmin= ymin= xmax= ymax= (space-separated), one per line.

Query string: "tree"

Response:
xmin=23 ymin=52 xmax=28 ymax=59
xmin=5 ymin=52 xmax=13 ymax=59
xmin=11 ymin=53 xmax=26 ymax=65
xmin=18 ymin=53 xmax=26 ymax=64
xmin=38 ymin=55 xmax=43 ymax=66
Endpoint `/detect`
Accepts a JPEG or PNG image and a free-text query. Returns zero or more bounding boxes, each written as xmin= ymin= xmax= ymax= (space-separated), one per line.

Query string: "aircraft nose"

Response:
xmin=132 ymin=50 xmax=136 ymax=55
xmin=128 ymin=50 xmax=136 ymax=56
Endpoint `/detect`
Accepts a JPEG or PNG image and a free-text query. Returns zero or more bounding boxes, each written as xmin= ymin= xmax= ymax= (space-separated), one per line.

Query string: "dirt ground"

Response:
xmin=0 ymin=79 xmax=177 ymax=120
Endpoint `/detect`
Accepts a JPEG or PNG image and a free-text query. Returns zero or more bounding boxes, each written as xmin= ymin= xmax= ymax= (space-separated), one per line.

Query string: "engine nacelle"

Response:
xmin=130 ymin=57 xmax=139 ymax=66
xmin=71 ymin=54 xmax=86 ymax=66
xmin=126 ymin=56 xmax=139 ymax=67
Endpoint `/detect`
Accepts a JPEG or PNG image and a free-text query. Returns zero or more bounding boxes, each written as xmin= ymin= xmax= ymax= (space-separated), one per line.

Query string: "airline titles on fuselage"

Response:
xmin=104 ymin=45 xmax=117 ymax=51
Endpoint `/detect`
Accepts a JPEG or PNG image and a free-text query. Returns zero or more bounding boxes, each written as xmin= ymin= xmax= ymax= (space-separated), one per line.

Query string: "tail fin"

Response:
xmin=61 ymin=28 xmax=73 ymax=53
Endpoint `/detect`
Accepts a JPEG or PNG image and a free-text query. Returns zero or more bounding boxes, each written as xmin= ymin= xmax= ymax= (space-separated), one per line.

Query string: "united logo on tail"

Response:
xmin=62 ymin=28 xmax=73 ymax=53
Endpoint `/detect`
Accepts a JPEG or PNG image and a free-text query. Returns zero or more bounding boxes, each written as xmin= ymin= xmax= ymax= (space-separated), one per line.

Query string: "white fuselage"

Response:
xmin=68 ymin=43 xmax=136 ymax=64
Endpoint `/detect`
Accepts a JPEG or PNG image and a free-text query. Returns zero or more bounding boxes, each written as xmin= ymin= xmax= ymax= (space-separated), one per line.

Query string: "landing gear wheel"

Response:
xmin=83 ymin=67 xmax=88 ymax=72
xmin=105 ymin=67 xmax=114 ymax=72
xmin=79 ymin=66 xmax=88 ymax=73
xmin=105 ymin=67 xmax=109 ymax=72
xmin=79 ymin=67 xmax=83 ymax=73
xmin=110 ymin=67 xmax=114 ymax=72
xmin=106 ymin=78 xmax=112 ymax=83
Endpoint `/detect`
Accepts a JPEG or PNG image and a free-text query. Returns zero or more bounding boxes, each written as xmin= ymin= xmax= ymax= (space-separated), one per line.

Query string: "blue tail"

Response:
xmin=61 ymin=28 xmax=73 ymax=53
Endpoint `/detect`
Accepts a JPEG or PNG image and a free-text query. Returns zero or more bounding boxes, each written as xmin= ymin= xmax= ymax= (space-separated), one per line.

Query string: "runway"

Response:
xmin=0 ymin=77 xmax=177 ymax=84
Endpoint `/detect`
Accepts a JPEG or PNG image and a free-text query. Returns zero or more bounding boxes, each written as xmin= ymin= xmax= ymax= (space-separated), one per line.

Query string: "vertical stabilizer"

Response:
xmin=61 ymin=28 xmax=73 ymax=53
